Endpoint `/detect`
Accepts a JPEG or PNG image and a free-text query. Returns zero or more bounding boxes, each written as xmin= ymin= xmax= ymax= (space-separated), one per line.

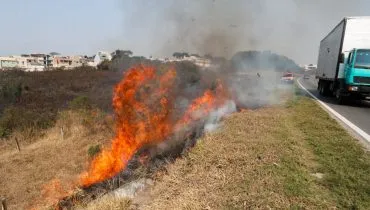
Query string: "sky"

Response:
xmin=1 ymin=0 xmax=370 ymax=64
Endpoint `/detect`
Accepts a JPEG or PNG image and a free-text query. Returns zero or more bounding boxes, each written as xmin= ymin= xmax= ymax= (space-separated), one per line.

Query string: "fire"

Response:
xmin=80 ymin=64 xmax=228 ymax=187
xmin=40 ymin=179 xmax=76 ymax=208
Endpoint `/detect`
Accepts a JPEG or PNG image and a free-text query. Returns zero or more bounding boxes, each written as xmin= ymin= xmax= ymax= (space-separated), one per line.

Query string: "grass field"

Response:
xmin=2 ymin=70 xmax=370 ymax=209
xmin=0 ymin=62 xmax=211 ymax=209
xmin=88 ymin=91 xmax=370 ymax=209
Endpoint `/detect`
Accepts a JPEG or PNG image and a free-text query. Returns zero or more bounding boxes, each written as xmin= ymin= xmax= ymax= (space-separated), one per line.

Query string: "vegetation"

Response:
xmin=69 ymin=96 xmax=93 ymax=110
xmin=291 ymin=95 xmax=370 ymax=209
xmin=108 ymin=49 xmax=156 ymax=72
xmin=0 ymin=109 xmax=114 ymax=209
xmin=0 ymin=68 xmax=121 ymax=141
xmin=172 ymin=52 xmax=190 ymax=59
xmin=95 ymin=91 xmax=370 ymax=209
xmin=1 ymin=52 xmax=368 ymax=209
xmin=0 ymin=59 xmax=205 ymax=209
xmin=97 ymin=60 xmax=111 ymax=71
xmin=88 ymin=144 xmax=101 ymax=158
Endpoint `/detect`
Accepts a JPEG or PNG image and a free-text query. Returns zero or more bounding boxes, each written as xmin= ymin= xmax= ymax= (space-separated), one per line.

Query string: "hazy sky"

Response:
xmin=1 ymin=0 xmax=370 ymax=64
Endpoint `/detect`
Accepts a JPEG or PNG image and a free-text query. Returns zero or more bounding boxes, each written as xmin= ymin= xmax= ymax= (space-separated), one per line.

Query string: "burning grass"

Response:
xmin=91 ymin=94 xmax=369 ymax=209
xmin=79 ymin=64 xmax=229 ymax=188
xmin=3 ymin=63 xmax=369 ymax=209
xmin=142 ymin=106 xmax=336 ymax=209
xmin=0 ymin=63 xmax=231 ymax=209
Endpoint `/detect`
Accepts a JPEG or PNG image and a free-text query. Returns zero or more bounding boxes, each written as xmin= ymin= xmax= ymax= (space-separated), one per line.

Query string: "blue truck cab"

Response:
xmin=339 ymin=49 xmax=370 ymax=99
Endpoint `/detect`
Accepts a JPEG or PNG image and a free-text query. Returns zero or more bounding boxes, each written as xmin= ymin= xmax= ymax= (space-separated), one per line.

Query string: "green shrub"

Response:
xmin=88 ymin=144 xmax=101 ymax=158
xmin=0 ymin=125 xmax=10 ymax=138
xmin=97 ymin=60 xmax=111 ymax=71
xmin=0 ymin=106 xmax=53 ymax=138
xmin=0 ymin=82 xmax=22 ymax=103
xmin=69 ymin=96 xmax=92 ymax=110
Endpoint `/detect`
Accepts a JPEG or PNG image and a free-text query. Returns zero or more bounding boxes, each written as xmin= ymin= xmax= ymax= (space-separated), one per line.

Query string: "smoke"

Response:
xmin=101 ymin=0 xmax=370 ymax=114
xmin=112 ymin=178 xmax=153 ymax=199
xmin=227 ymin=71 xmax=284 ymax=109
xmin=109 ymin=0 xmax=370 ymax=64
xmin=204 ymin=100 xmax=236 ymax=132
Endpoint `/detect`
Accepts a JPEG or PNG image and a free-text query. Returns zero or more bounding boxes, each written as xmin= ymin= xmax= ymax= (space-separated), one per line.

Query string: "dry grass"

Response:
xmin=134 ymin=94 xmax=370 ymax=209
xmin=77 ymin=196 xmax=132 ymax=210
xmin=2 ymin=76 xmax=369 ymax=209
xmin=0 ymin=69 xmax=121 ymax=143
xmin=142 ymin=105 xmax=337 ymax=210
xmin=0 ymin=110 xmax=114 ymax=209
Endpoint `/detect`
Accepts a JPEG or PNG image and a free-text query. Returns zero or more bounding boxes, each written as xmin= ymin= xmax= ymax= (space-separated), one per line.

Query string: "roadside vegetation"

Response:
xmin=143 ymin=94 xmax=369 ymax=209
xmin=0 ymin=60 xmax=206 ymax=209
xmin=1 ymin=56 xmax=368 ymax=209
xmin=90 ymin=88 xmax=370 ymax=209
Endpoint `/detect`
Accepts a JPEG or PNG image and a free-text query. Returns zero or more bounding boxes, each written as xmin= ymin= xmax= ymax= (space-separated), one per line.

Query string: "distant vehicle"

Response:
xmin=304 ymin=74 xmax=310 ymax=79
xmin=281 ymin=72 xmax=294 ymax=84
xmin=316 ymin=17 xmax=370 ymax=104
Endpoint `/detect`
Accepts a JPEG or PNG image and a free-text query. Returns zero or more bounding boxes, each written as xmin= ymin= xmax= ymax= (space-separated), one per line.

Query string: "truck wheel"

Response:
xmin=323 ymin=84 xmax=331 ymax=96
xmin=319 ymin=85 xmax=323 ymax=95
xmin=336 ymin=90 xmax=347 ymax=105
xmin=318 ymin=82 xmax=324 ymax=95
xmin=319 ymin=81 xmax=330 ymax=96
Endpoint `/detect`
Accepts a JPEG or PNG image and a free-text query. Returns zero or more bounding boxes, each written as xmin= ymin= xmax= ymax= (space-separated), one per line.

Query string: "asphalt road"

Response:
xmin=298 ymin=75 xmax=370 ymax=138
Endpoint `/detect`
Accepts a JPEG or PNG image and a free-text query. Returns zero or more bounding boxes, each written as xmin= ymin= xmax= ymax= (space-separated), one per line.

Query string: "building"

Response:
xmin=194 ymin=57 xmax=211 ymax=68
xmin=0 ymin=50 xmax=113 ymax=71
xmin=15 ymin=55 xmax=45 ymax=71
xmin=0 ymin=57 xmax=18 ymax=69
xmin=164 ymin=55 xmax=212 ymax=68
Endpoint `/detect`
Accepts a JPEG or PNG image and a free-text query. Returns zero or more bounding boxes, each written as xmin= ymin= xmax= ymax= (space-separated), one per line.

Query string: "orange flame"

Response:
xmin=80 ymin=65 xmax=228 ymax=187
xmin=42 ymin=179 xmax=76 ymax=208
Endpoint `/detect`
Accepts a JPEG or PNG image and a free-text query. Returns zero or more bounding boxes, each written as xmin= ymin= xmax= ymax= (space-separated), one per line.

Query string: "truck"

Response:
xmin=316 ymin=16 xmax=370 ymax=104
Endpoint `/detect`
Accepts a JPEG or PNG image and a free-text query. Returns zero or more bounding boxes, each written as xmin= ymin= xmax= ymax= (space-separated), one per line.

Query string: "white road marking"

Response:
xmin=297 ymin=79 xmax=370 ymax=143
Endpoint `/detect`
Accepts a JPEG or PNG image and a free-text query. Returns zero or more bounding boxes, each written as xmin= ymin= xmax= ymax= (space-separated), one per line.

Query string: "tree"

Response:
xmin=173 ymin=52 xmax=190 ymax=59
xmin=49 ymin=52 xmax=61 ymax=56
xmin=122 ymin=50 xmax=133 ymax=57
xmin=173 ymin=52 xmax=182 ymax=59
xmin=97 ymin=60 xmax=111 ymax=71
xmin=112 ymin=49 xmax=133 ymax=61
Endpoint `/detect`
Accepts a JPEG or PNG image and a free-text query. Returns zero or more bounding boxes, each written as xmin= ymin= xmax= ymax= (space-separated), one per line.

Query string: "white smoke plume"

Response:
xmin=204 ymin=100 xmax=236 ymax=132
xmin=104 ymin=0 xmax=370 ymax=64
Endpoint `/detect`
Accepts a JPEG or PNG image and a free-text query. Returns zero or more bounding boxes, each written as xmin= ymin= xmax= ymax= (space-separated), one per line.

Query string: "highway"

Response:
xmin=298 ymin=75 xmax=370 ymax=144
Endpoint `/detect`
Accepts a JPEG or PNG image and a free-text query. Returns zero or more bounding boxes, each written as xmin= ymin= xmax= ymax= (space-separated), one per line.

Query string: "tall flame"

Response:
xmin=80 ymin=65 xmax=227 ymax=187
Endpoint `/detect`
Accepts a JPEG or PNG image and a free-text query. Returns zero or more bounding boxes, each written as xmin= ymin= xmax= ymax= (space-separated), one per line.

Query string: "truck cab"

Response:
xmin=339 ymin=48 xmax=370 ymax=99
